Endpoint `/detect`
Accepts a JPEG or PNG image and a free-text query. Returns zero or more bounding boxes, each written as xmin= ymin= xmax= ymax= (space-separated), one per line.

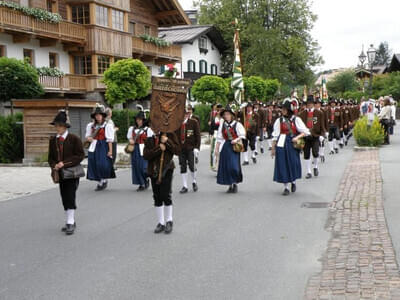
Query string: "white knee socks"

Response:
xmin=305 ymin=159 xmax=312 ymax=174
xmin=164 ymin=205 xmax=173 ymax=222
xmin=243 ymin=151 xmax=249 ymax=162
xmin=182 ymin=173 xmax=188 ymax=188
xmin=313 ymin=157 xmax=319 ymax=169
xmin=190 ymin=171 xmax=196 ymax=184
xmin=156 ymin=206 xmax=165 ymax=225
xmin=66 ymin=209 xmax=75 ymax=225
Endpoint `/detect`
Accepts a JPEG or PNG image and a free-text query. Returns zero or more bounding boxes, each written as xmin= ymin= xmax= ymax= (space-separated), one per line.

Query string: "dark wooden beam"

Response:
xmin=155 ymin=10 xmax=179 ymax=20
xmin=39 ymin=39 xmax=57 ymax=47
xmin=12 ymin=34 xmax=30 ymax=44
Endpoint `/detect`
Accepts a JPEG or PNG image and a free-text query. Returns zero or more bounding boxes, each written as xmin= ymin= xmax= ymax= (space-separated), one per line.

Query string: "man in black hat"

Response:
xmin=326 ymin=99 xmax=343 ymax=154
xmin=314 ymin=98 xmax=327 ymax=162
xmin=178 ymin=105 xmax=201 ymax=193
xmin=48 ymin=110 xmax=85 ymax=235
xmin=299 ymin=95 xmax=325 ymax=178
xmin=253 ymin=101 xmax=266 ymax=154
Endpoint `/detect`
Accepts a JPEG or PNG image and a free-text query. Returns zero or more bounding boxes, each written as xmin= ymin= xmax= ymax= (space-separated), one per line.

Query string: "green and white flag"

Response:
xmin=232 ymin=19 xmax=244 ymax=104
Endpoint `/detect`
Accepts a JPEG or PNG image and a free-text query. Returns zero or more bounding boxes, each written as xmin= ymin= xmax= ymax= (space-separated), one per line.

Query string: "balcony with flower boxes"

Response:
xmin=132 ymin=36 xmax=181 ymax=64
xmin=0 ymin=7 xmax=86 ymax=45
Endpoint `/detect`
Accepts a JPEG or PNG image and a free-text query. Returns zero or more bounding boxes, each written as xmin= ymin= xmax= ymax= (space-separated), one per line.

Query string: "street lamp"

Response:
xmin=367 ymin=44 xmax=376 ymax=97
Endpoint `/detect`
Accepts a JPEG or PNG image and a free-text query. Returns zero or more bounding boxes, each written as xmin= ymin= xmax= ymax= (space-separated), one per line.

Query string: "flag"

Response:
xmin=232 ymin=19 xmax=244 ymax=104
xmin=322 ymin=76 xmax=328 ymax=100
xmin=303 ymin=85 xmax=307 ymax=102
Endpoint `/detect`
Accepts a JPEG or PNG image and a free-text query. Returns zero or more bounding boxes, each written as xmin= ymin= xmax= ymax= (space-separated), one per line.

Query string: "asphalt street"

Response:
xmin=0 ymin=139 xmax=355 ymax=300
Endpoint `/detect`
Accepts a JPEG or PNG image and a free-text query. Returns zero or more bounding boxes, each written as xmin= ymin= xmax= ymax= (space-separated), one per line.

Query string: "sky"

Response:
xmin=178 ymin=0 xmax=400 ymax=72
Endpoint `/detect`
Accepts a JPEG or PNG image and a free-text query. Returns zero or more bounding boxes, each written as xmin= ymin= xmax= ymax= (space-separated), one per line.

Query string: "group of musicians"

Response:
xmin=48 ymin=96 xmax=361 ymax=236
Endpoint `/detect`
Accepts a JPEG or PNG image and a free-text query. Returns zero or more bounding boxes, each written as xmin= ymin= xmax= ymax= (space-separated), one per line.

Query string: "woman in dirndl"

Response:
xmin=215 ymin=105 xmax=246 ymax=193
xmin=271 ymin=98 xmax=310 ymax=196
xmin=85 ymin=104 xmax=116 ymax=191
xmin=127 ymin=111 xmax=153 ymax=191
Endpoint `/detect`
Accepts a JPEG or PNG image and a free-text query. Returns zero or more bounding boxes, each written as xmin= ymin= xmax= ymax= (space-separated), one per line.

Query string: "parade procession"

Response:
xmin=2 ymin=0 xmax=400 ymax=299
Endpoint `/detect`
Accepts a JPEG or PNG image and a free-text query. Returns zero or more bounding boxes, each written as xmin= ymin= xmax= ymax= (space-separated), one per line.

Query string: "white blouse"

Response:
xmin=126 ymin=126 xmax=154 ymax=141
xmin=85 ymin=122 xmax=114 ymax=142
xmin=272 ymin=116 xmax=310 ymax=141
xmin=216 ymin=120 xmax=246 ymax=152
xmin=378 ymin=106 xmax=392 ymax=120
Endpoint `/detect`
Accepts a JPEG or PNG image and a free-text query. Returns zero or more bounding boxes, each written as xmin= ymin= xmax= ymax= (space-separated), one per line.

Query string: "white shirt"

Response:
xmin=378 ymin=106 xmax=392 ymax=120
xmin=216 ymin=120 xmax=246 ymax=153
xmin=272 ymin=116 xmax=310 ymax=141
xmin=56 ymin=130 xmax=68 ymax=139
xmin=126 ymin=126 xmax=154 ymax=141
xmin=85 ymin=121 xmax=114 ymax=143
xmin=391 ymin=105 xmax=396 ymax=119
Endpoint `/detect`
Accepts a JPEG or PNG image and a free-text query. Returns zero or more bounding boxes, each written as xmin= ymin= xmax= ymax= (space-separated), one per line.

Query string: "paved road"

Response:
xmin=0 ymin=140 xmax=355 ymax=300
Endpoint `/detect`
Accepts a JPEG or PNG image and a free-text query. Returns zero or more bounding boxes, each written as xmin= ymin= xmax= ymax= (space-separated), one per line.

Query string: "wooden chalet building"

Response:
xmin=0 ymin=0 xmax=190 ymax=161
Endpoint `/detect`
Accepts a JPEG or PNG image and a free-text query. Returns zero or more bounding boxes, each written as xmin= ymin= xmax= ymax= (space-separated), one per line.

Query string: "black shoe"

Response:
xmin=345 ymin=140 xmax=348 ymax=146
xmin=320 ymin=155 xmax=325 ymax=163
xmin=291 ymin=183 xmax=296 ymax=193
xmin=192 ymin=182 xmax=198 ymax=192
xmin=65 ymin=224 xmax=75 ymax=235
xmin=232 ymin=184 xmax=238 ymax=193
xmin=329 ymin=151 xmax=335 ymax=155
xmin=179 ymin=187 xmax=188 ymax=194
xmin=339 ymin=143 xmax=344 ymax=149
xmin=145 ymin=178 xmax=150 ymax=189
xmin=103 ymin=181 xmax=108 ymax=190
xmin=95 ymin=184 xmax=103 ymax=191
xmin=61 ymin=222 xmax=76 ymax=232
xmin=282 ymin=188 xmax=290 ymax=196
xmin=242 ymin=161 xmax=249 ymax=166
xmin=335 ymin=148 xmax=339 ymax=154
xmin=314 ymin=168 xmax=319 ymax=177
xmin=137 ymin=185 xmax=146 ymax=192
xmin=260 ymin=148 xmax=264 ymax=154
xmin=227 ymin=186 xmax=233 ymax=193
xmin=254 ymin=151 xmax=258 ymax=156
xmin=252 ymin=157 xmax=257 ymax=164
xmin=306 ymin=173 xmax=312 ymax=179
xmin=154 ymin=223 xmax=165 ymax=234
xmin=164 ymin=221 xmax=173 ymax=234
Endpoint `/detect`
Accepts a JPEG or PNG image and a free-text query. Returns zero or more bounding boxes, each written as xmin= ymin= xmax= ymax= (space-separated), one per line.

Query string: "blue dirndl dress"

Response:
xmin=273 ymin=124 xmax=302 ymax=184
xmin=217 ymin=121 xmax=243 ymax=187
xmin=87 ymin=127 xmax=115 ymax=181
xmin=131 ymin=144 xmax=148 ymax=186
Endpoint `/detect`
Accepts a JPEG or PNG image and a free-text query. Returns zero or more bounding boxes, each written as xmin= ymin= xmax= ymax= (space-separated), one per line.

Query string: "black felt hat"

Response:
xmin=306 ymin=95 xmax=315 ymax=104
xmin=91 ymin=104 xmax=107 ymax=119
xmin=50 ymin=110 xmax=70 ymax=128
xmin=220 ymin=104 xmax=235 ymax=117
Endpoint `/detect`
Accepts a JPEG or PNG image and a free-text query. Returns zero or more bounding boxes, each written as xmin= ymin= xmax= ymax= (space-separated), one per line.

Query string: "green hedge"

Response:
xmin=354 ymin=116 xmax=384 ymax=147
xmin=0 ymin=113 xmax=24 ymax=163
xmin=112 ymin=109 xmax=139 ymax=143
xmin=194 ymin=104 xmax=212 ymax=132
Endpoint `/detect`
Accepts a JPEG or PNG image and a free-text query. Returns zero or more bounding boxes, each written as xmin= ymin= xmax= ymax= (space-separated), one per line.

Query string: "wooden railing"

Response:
xmin=40 ymin=75 xmax=88 ymax=91
xmin=0 ymin=7 xmax=86 ymax=43
xmin=132 ymin=36 xmax=181 ymax=61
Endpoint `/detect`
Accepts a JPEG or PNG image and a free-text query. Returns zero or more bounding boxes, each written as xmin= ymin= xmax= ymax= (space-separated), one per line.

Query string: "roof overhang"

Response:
xmin=12 ymin=99 xmax=98 ymax=108
xmin=152 ymin=0 xmax=191 ymax=26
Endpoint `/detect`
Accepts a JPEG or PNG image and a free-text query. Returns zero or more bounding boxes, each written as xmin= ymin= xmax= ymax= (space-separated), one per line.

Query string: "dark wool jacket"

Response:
xmin=143 ymin=132 xmax=181 ymax=178
xmin=48 ymin=133 xmax=85 ymax=169
xmin=299 ymin=109 xmax=325 ymax=137
xmin=180 ymin=117 xmax=201 ymax=151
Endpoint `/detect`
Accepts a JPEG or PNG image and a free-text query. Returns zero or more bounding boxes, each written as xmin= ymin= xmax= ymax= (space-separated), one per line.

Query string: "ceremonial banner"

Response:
xmin=150 ymin=77 xmax=191 ymax=133
xmin=322 ymin=76 xmax=328 ymax=100
xmin=232 ymin=19 xmax=244 ymax=104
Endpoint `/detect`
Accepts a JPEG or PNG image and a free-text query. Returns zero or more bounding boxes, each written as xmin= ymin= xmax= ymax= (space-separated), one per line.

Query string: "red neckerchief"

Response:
xmin=306 ymin=109 xmax=314 ymax=129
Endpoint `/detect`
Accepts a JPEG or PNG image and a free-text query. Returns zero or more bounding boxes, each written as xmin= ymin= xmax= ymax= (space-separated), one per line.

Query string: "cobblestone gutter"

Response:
xmin=305 ymin=150 xmax=400 ymax=300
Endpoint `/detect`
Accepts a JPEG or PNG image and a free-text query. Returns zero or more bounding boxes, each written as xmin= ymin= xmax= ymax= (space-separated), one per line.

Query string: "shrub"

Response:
xmin=194 ymin=104 xmax=212 ymax=132
xmin=353 ymin=116 xmax=384 ymax=147
xmin=112 ymin=109 xmax=139 ymax=143
xmin=0 ymin=113 xmax=24 ymax=163
xmin=192 ymin=75 xmax=229 ymax=105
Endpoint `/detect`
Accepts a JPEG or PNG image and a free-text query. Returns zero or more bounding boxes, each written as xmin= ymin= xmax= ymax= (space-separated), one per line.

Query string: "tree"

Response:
xmin=372 ymin=72 xmax=400 ymax=100
xmin=195 ymin=0 xmax=323 ymax=88
xmin=374 ymin=42 xmax=392 ymax=66
xmin=191 ymin=75 xmax=229 ymax=105
xmin=0 ymin=57 xmax=44 ymax=111
xmin=244 ymin=76 xmax=265 ymax=102
xmin=265 ymin=79 xmax=280 ymax=101
xmin=103 ymin=59 xmax=151 ymax=106
xmin=326 ymin=70 xmax=359 ymax=98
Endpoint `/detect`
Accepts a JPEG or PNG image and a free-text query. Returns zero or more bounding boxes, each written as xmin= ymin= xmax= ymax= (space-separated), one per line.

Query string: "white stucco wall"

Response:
xmin=0 ymin=33 xmax=70 ymax=73
xmin=179 ymin=35 xmax=222 ymax=75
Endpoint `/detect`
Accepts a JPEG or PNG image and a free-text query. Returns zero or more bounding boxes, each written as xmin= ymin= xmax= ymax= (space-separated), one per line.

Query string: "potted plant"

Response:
xmin=164 ymin=64 xmax=180 ymax=79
